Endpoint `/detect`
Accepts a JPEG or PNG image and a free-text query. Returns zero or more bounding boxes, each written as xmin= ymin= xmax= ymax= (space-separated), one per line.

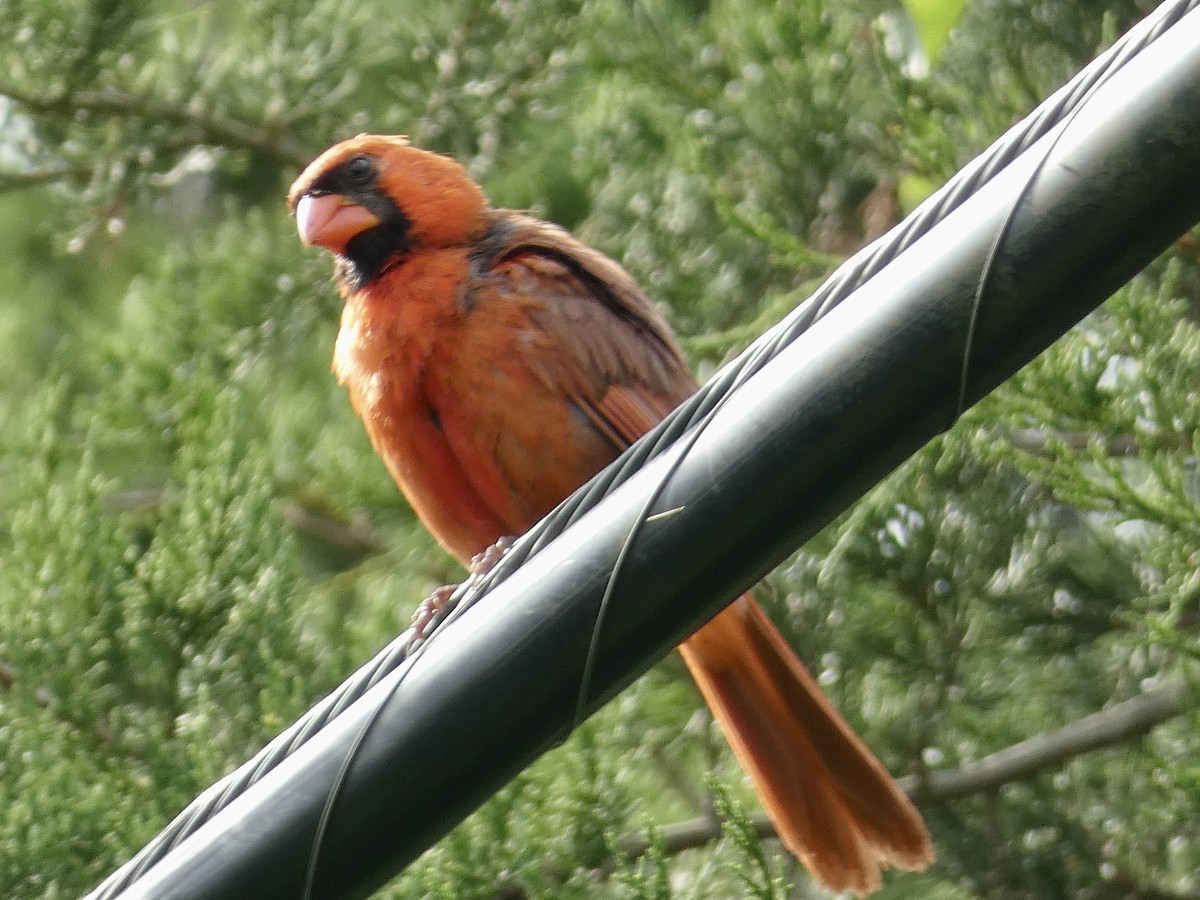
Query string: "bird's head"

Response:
xmin=288 ymin=134 xmax=489 ymax=287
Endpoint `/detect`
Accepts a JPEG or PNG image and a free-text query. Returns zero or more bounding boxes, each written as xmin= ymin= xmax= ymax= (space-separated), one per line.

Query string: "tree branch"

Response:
xmin=411 ymin=0 xmax=489 ymax=147
xmin=0 ymin=164 xmax=93 ymax=192
xmin=104 ymin=488 xmax=386 ymax=563
xmin=614 ymin=680 xmax=1192 ymax=859
xmin=908 ymin=679 xmax=1190 ymax=802
xmin=276 ymin=499 xmax=387 ymax=560
xmin=1003 ymin=427 xmax=1193 ymax=457
xmin=0 ymin=83 xmax=314 ymax=170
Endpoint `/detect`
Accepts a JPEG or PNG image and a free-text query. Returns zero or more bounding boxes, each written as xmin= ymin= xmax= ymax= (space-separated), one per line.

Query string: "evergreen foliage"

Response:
xmin=1 ymin=0 xmax=1197 ymax=897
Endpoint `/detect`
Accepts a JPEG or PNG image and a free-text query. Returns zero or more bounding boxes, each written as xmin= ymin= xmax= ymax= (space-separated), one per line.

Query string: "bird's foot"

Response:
xmin=469 ymin=535 xmax=515 ymax=578
xmin=406 ymin=537 xmax=515 ymax=652
xmin=409 ymin=583 xmax=457 ymax=649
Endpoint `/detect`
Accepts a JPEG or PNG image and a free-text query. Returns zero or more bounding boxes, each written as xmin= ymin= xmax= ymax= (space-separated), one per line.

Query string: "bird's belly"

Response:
xmin=364 ymin=390 xmax=509 ymax=566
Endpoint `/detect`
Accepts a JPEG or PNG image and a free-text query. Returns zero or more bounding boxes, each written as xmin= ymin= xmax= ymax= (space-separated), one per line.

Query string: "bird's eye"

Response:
xmin=345 ymin=156 xmax=375 ymax=185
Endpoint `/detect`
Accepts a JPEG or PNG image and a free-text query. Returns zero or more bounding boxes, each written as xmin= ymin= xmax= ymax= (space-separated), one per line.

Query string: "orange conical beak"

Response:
xmin=295 ymin=194 xmax=381 ymax=254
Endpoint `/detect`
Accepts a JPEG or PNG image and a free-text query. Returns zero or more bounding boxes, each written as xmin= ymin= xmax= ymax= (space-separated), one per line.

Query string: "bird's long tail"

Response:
xmin=677 ymin=595 xmax=933 ymax=895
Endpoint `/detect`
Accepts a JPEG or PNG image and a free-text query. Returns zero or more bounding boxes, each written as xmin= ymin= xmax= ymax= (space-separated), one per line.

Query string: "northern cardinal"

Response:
xmin=289 ymin=134 xmax=932 ymax=893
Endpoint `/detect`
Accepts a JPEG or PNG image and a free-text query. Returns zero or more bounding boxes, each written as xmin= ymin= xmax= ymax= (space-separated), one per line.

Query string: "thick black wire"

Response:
xmin=88 ymin=0 xmax=1200 ymax=894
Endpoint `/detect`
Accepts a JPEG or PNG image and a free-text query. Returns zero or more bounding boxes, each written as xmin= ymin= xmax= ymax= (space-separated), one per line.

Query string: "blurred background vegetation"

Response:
xmin=2 ymin=0 xmax=1199 ymax=896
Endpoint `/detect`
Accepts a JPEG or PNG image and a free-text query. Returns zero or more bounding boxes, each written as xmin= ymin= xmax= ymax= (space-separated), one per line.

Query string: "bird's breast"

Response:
xmin=332 ymin=249 xmax=511 ymax=562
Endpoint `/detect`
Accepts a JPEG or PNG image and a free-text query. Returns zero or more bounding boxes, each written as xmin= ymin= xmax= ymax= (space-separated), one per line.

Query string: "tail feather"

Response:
xmin=677 ymin=595 xmax=932 ymax=895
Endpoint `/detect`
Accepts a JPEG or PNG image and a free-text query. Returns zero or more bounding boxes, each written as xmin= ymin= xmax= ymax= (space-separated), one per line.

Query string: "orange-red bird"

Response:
xmin=289 ymin=135 xmax=932 ymax=894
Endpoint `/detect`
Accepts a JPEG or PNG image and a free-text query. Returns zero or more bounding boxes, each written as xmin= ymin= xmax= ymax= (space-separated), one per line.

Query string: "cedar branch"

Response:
xmin=614 ymin=680 xmax=1191 ymax=858
xmin=0 ymin=82 xmax=313 ymax=169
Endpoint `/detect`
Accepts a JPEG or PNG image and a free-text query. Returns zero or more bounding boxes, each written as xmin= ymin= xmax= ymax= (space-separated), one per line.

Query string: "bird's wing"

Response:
xmin=475 ymin=210 xmax=696 ymax=448
xmin=422 ymin=211 xmax=698 ymax=534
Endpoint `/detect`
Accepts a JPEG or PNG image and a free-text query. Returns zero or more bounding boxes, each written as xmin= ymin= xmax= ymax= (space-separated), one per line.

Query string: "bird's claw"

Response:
xmin=469 ymin=535 xmax=515 ymax=577
xmin=408 ymin=583 xmax=457 ymax=650
xmin=407 ymin=537 xmax=515 ymax=654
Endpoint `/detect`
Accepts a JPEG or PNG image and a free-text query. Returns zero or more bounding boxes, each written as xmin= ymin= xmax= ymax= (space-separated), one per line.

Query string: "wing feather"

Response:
xmin=476 ymin=211 xmax=695 ymax=451
xmin=423 ymin=211 xmax=696 ymax=536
